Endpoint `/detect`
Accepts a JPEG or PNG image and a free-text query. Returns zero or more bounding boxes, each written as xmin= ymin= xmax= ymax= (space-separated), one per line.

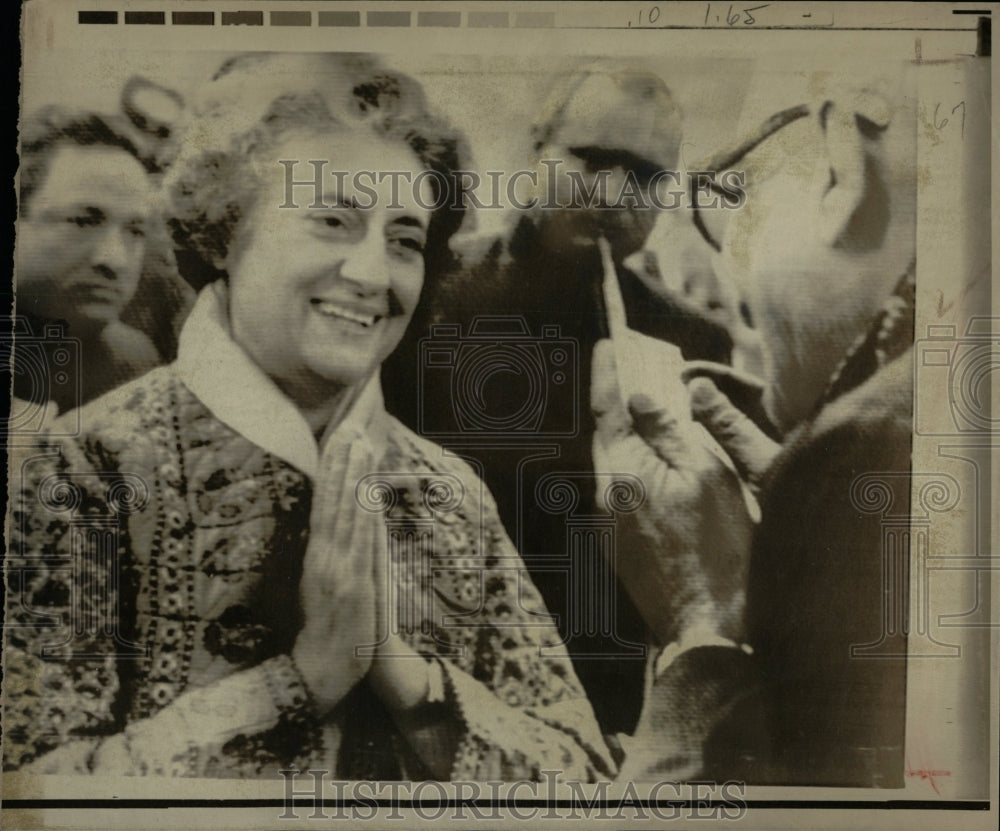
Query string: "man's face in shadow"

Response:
xmin=540 ymin=140 xmax=664 ymax=258
xmin=18 ymin=143 xmax=154 ymax=333
xmin=534 ymin=72 xmax=681 ymax=261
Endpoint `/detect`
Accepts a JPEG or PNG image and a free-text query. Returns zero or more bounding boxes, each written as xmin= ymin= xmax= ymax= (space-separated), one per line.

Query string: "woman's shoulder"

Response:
xmin=98 ymin=321 xmax=162 ymax=372
xmin=44 ymin=365 xmax=198 ymax=460
xmin=383 ymin=416 xmax=474 ymax=473
xmin=381 ymin=416 xmax=493 ymax=510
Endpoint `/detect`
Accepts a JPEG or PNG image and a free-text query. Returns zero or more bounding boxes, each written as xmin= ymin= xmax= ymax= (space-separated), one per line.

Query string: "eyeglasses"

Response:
xmin=690 ymin=103 xmax=811 ymax=252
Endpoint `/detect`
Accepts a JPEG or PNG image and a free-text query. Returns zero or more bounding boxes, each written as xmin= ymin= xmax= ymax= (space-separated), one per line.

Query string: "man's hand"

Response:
xmin=292 ymin=440 xmax=378 ymax=716
xmin=686 ymin=373 xmax=782 ymax=493
xmin=592 ymin=340 xmax=753 ymax=645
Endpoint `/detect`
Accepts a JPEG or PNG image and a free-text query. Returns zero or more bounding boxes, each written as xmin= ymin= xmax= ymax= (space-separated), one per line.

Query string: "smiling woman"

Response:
xmin=221 ymin=132 xmax=434 ymax=425
xmin=4 ymin=53 xmax=612 ymax=781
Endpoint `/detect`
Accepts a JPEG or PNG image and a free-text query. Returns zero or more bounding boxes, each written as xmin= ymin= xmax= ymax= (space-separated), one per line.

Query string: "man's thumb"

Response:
xmin=688 ymin=377 xmax=781 ymax=486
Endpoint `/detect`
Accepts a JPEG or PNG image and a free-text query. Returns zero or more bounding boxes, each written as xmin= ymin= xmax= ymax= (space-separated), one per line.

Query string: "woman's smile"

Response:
xmin=309 ymin=297 xmax=384 ymax=328
xmin=224 ymin=131 xmax=433 ymax=399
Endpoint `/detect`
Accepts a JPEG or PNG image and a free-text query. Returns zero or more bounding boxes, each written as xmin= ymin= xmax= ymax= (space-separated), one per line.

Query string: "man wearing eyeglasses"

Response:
xmin=600 ymin=74 xmax=917 ymax=786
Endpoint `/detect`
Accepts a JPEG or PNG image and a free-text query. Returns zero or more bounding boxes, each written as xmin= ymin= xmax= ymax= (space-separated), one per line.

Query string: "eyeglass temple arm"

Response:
xmin=690 ymin=103 xmax=811 ymax=251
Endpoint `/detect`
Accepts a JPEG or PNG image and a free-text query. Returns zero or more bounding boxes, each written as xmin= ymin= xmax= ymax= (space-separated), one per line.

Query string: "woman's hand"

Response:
xmin=366 ymin=509 xmax=435 ymax=713
xmin=364 ymin=501 xmax=460 ymax=779
xmin=591 ymin=340 xmax=754 ymax=645
xmin=292 ymin=440 xmax=379 ymax=715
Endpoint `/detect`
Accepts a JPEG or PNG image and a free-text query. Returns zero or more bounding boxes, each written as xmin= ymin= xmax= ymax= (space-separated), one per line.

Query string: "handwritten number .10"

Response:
xmin=627 ymin=6 xmax=661 ymax=27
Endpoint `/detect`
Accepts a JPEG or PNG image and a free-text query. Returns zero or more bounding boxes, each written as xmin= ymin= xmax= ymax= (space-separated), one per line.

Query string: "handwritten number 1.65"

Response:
xmin=705 ymin=3 xmax=769 ymax=25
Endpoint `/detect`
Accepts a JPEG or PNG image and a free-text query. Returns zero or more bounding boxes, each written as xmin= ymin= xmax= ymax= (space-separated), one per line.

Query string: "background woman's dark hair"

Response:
xmin=19 ymin=106 xmax=159 ymax=216
xmin=165 ymin=53 xmax=468 ymax=291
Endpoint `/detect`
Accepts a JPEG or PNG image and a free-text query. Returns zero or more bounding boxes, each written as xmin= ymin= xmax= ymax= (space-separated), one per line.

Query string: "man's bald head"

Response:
xmin=533 ymin=66 xmax=683 ymax=172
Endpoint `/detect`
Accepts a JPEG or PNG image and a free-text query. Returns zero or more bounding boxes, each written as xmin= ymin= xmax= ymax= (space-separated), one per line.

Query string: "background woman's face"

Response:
xmin=225 ymin=130 xmax=433 ymax=400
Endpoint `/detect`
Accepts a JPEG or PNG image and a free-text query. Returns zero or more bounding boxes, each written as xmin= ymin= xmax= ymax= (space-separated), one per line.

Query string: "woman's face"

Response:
xmin=225 ymin=130 xmax=433 ymax=402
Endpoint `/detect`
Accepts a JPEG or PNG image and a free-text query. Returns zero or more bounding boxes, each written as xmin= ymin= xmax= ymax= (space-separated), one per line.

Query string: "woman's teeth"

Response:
xmin=311 ymin=300 xmax=381 ymax=327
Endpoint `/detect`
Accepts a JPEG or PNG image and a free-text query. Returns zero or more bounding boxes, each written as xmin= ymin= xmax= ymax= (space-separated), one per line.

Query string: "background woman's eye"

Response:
xmin=67 ymin=211 xmax=104 ymax=228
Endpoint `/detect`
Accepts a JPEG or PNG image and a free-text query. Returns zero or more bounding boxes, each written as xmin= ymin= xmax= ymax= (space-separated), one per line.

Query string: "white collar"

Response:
xmin=174 ymin=282 xmax=389 ymax=479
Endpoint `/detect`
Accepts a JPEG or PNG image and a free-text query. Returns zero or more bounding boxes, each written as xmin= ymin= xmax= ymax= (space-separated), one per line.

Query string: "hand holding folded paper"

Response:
xmin=597 ymin=237 xmax=761 ymax=522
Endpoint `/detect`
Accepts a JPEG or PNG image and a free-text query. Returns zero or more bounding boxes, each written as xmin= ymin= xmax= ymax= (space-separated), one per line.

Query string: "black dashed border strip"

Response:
xmin=78 ymin=10 xmax=118 ymax=24
xmin=220 ymin=10 xmax=264 ymax=26
xmin=124 ymin=11 xmax=166 ymax=24
xmin=75 ymin=8 xmax=989 ymax=29
xmin=76 ymin=8 xmax=562 ymax=27
xmin=271 ymin=10 xmax=311 ymax=26
xmin=172 ymin=11 xmax=214 ymax=25
xmin=317 ymin=10 xmax=360 ymax=26
xmin=366 ymin=10 xmax=410 ymax=27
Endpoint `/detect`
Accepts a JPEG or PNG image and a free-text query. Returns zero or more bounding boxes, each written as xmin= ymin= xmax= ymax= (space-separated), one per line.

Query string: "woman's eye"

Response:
xmin=389 ymin=236 xmax=425 ymax=256
xmin=309 ymin=206 xmax=355 ymax=230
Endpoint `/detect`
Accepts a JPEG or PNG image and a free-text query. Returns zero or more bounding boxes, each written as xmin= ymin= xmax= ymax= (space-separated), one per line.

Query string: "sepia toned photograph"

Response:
xmin=2 ymin=2 xmax=997 ymax=829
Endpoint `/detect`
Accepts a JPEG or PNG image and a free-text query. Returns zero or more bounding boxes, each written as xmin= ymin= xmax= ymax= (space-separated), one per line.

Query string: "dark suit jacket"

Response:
xmin=384 ymin=214 xmax=734 ymax=734
xmin=627 ymin=348 xmax=913 ymax=786
xmin=12 ymin=315 xmax=161 ymax=415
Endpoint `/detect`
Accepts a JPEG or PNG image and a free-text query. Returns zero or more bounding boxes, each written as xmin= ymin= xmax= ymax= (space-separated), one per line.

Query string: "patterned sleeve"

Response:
xmin=399 ymin=443 xmax=617 ymax=782
xmin=3 ymin=437 xmax=121 ymax=772
xmin=3 ymin=435 xmax=316 ymax=776
xmin=67 ymin=654 xmax=317 ymax=777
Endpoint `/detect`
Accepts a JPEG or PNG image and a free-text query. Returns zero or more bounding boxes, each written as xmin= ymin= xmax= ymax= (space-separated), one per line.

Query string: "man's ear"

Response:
xmin=817 ymin=98 xmax=891 ymax=251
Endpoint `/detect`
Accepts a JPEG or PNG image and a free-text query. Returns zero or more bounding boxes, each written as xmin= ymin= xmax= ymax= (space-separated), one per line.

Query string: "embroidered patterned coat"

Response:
xmin=4 ymin=366 xmax=613 ymax=780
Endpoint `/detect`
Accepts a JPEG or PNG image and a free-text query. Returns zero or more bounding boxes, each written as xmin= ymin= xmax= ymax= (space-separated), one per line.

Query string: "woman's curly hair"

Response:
xmin=165 ymin=53 xmax=468 ymax=289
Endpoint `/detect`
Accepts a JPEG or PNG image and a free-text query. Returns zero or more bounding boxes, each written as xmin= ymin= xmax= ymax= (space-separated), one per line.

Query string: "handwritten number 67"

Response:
xmin=934 ymin=101 xmax=967 ymax=139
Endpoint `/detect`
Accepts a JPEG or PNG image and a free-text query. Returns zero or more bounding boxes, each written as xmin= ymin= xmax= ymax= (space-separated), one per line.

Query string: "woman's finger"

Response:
xmin=308 ymin=442 xmax=352 ymax=551
xmin=318 ymin=439 xmax=375 ymax=578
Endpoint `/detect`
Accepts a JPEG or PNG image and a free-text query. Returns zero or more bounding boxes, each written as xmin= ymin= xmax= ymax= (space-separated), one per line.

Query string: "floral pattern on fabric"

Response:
xmin=4 ymin=366 xmax=612 ymax=780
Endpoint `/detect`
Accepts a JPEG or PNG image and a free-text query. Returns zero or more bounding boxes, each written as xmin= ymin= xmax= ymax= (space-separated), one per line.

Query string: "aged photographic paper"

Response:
xmin=3 ymin=2 xmax=997 ymax=829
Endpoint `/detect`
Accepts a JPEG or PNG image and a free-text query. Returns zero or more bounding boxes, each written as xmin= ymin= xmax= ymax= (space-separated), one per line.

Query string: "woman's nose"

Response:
xmin=339 ymin=232 xmax=390 ymax=292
